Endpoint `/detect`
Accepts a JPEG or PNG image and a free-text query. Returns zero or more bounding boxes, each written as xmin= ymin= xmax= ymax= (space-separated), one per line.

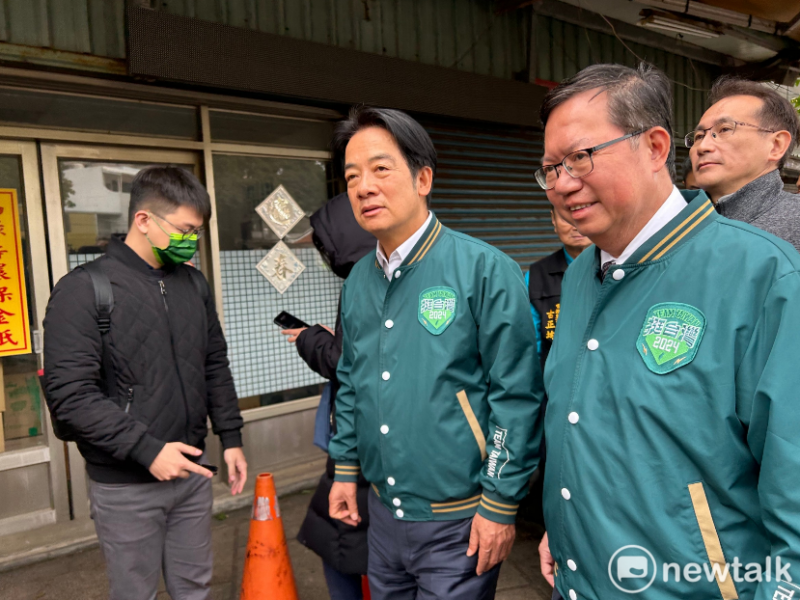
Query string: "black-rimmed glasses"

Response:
xmin=535 ymin=131 xmax=645 ymax=191
xmin=150 ymin=212 xmax=205 ymax=239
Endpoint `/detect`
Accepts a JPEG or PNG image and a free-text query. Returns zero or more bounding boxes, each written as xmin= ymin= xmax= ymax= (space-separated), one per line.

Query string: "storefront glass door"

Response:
xmin=0 ymin=140 xmax=69 ymax=535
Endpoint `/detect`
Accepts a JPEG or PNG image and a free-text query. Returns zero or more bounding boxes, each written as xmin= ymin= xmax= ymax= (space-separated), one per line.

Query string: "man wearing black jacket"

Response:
xmin=283 ymin=193 xmax=375 ymax=600
xmin=43 ymin=166 xmax=246 ymax=600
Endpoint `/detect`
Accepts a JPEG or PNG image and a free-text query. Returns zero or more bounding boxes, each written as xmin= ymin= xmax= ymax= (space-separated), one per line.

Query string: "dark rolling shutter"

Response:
xmin=425 ymin=122 xmax=560 ymax=267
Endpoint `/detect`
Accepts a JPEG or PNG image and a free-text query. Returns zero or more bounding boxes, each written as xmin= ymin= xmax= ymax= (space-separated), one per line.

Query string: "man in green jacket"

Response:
xmin=327 ymin=106 xmax=544 ymax=599
xmin=537 ymin=63 xmax=800 ymax=600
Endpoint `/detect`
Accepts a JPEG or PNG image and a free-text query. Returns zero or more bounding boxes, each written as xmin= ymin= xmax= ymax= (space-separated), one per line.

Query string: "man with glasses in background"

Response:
xmin=44 ymin=166 xmax=247 ymax=600
xmin=534 ymin=63 xmax=800 ymax=600
xmin=688 ymin=76 xmax=800 ymax=251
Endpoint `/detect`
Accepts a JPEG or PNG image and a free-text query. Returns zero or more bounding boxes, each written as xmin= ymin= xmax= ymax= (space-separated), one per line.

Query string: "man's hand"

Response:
xmin=466 ymin=513 xmax=516 ymax=576
xmin=280 ymin=327 xmax=307 ymax=343
xmin=329 ymin=481 xmax=361 ymax=526
xmin=224 ymin=447 xmax=248 ymax=495
xmin=539 ymin=531 xmax=555 ymax=586
xmin=148 ymin=442 xmax=213 ymax=481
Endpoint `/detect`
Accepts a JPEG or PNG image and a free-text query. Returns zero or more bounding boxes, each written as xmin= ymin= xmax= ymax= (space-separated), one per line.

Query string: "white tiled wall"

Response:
xmin=220 ymin=247 xmax=342 ymax=399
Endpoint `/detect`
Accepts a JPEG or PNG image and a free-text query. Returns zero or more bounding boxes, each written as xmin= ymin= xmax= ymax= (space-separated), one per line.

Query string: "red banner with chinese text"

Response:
xmin=0 ymin=190 xmax=31 ymax=356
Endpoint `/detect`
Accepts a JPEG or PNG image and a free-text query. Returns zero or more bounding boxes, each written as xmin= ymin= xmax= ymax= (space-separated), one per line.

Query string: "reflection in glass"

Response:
xmin=213 ymin=154 xmax=333 ymax=251
xmin=58 ymin=161 xmax=200 ymax=271
xmin=210 ymin=111 xmax=334 ymax=150
xmin=213 ymin=154 xmax=342 ymax=409
xmin=60 ymin=162 xmax=139 ymax=255
xmin=0 ymin=88 xmax=199 ymax=140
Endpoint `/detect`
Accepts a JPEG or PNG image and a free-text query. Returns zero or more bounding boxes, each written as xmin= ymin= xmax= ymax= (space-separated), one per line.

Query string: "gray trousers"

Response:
xmin=367 ymin=491 xmax=501 ymax=600
xmin=89 ymin=473 xmax=213 ymax=600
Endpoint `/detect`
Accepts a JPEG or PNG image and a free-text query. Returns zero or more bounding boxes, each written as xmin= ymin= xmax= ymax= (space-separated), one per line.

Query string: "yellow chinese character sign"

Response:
xmin=0 ymin=190 xmax=31 ymax=356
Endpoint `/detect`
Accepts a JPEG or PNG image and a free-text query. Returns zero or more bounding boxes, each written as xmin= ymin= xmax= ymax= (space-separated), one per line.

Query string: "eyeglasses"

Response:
xmin=535 ymin=131 xmax=645 ymax=191
xmin=684 ymin=120 xmax=775 ymax=148
xmin=150 ymin=212 xmax=204 ymax=239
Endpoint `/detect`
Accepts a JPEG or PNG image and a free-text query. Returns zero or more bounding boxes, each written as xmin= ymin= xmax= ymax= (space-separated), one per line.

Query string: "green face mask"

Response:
xmin=147 ymin=215 xmax=198 ymax=267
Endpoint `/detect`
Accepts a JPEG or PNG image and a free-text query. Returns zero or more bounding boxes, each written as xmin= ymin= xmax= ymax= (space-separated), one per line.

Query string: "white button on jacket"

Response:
xmin=568 ymin=559 xmax=577 ymax=571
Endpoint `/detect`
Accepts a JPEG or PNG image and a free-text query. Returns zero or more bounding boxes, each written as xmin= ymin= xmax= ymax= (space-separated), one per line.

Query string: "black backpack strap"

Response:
xmin=82 ymin=260 xmax=117 ymax=400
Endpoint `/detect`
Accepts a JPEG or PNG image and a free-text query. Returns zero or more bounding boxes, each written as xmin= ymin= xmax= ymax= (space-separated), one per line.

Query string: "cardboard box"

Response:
xmin=3 ymin=372 xmax=43 ymax=440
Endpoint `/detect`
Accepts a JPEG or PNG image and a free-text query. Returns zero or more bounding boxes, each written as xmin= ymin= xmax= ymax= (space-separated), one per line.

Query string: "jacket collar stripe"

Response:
xmin=637 ymin=200 xmax=714 ymax=264
xmin=408 ymin=216 xmax=439 ymax=264
xmin=652 ymin=204 xmax=716 ymax=261
xmin=409 ymin=219 xmax=442 ymax=265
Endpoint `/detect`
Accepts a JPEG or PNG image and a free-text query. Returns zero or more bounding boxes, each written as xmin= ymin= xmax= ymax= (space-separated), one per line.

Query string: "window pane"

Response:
xmin=59 ymin=161 xmax=200 ymax=271
xmin=0 ymin=155 xmax=44 ymax=451
xmin=214 ymin=154 xmax=331 ymax=251
xmin=213 ymin=154 xmax=341 ymax=408
xmin=210 ymin=110 xmax=333 ymax=150
xmin=0 ymin=88 xmax=199 ymax=140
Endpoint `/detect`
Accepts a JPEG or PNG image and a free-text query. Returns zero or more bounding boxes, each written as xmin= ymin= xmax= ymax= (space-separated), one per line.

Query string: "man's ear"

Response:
xmin=131 ymin=210 xmax=150 ymax=234
xmin=416 ymin=166 xmax=433 ymax=198
xmin=645 ymin=127 xmax=672 ymax=173
xmin=768 ymin=131 xmax=792 ymax=165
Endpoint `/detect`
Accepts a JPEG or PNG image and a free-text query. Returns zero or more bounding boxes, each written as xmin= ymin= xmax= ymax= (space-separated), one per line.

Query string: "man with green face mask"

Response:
xmin=43 ymin=166 xmax=246 ymax=600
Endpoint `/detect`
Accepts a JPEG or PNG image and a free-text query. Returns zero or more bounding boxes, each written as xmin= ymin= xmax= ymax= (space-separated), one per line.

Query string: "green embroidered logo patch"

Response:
xmin=636 ymin=303 xmax=706 ymax=375
xmin=418 ymin=287 xmax=457 ymax=335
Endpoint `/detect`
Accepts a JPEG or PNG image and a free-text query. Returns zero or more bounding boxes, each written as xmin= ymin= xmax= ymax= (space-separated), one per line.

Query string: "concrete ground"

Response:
xmin=0 ymin=488 xmax=552 ymax=600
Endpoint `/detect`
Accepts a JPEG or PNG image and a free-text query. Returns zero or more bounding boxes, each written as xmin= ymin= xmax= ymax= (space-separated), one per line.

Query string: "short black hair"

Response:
xmin=332 ymin=106 xmax=437 ymax=206
xmin=681 ymin=155 xmax=694 ymax=185
xmin=540 ymin=63 xmax=676 ymax=178
xmin=708 ymin=76 xmax=800 ymax=169
xmin=128 ymin=166 xmax=211 ymax=225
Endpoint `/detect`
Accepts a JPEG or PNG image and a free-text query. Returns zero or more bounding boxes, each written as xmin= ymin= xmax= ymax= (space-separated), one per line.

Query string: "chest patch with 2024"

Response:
xmin=636 ymin=302 xmax=706 ymax=375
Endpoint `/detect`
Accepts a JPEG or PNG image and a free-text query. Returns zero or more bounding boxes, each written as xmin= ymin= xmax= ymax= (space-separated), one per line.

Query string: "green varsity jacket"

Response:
xmin=329 ymin=213 xmax=544 ymax=524
xmin=545 ymin=191 xmax=800 ymax=600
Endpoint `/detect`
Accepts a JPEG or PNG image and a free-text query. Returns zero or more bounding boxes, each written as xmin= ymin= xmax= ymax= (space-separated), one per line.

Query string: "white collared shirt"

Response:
xmin=377 ymin=211 xmax=433 ymax=281
xmin=600 ymin=186 xmax=686 ymax=267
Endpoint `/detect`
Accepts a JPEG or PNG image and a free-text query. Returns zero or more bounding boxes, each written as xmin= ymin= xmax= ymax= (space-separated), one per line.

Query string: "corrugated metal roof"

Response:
xmin=150 ymin=0 xmax=529 ymax=81
xmin=0 ymin=0 xmax=125 ymax=58
xmin=0 ymin=0 xmax=718 ymax=135
xmin=533 ymin=14 xmax=720 ymax=137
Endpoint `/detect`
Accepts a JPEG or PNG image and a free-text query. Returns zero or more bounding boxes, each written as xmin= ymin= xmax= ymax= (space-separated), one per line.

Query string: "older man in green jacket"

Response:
xmin=328 ymin=106 xmax=544 ymax=600
xmin=537 ymin=63 xmax=800 ymax=600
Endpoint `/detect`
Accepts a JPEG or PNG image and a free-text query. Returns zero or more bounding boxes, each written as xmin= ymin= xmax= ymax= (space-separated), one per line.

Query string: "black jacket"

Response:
xmin=295 ymin=193 xmax=374 ymax=574
xmin=43 ymin=237 xmax=243 ymax=484
xmin=528 ymin=248 xmax=569 ymax=369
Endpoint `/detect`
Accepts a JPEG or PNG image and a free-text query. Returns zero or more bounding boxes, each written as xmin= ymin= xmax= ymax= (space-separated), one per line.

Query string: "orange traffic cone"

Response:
xmin=240 ymin=473 xmax=299 ymax=600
